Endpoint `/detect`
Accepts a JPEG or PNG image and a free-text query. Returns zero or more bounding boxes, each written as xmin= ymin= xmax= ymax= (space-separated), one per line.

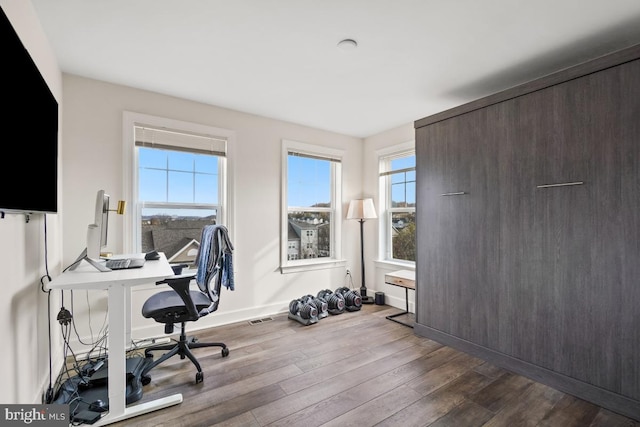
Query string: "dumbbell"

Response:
xmin=289 ymin=297 xmax=318 ymax=320
xmin=335 ymin=287 xmax=362 ymax=311
xmin=302 ymin=294 xmax=329 ymax=319
xmin=317 ymin=289 xmax=345 ymax=315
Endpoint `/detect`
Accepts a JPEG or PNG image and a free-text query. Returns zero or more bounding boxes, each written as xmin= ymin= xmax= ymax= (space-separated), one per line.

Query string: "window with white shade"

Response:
xmin=379 ymin=145 xmax=415 ymax=264
xmin=123 ymin=112 xmax=234 ymax=264
xmin=281 ymin=139 xmax=344 ymax=273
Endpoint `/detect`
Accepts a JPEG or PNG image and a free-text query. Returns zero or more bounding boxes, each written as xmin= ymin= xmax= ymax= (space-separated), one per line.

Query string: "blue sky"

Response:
xmin=390 ymin=155 xmax=416 ymax=206
xmin=287 ymin=156 xmax=331 ymax=207
xmin=139 ymin=148 xmax=219 ymax=204
xmin=138 ymin=148 xmax=415 ymax=213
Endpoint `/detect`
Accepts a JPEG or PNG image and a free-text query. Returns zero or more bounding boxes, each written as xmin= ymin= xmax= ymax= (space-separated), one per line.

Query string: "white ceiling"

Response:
xmin=31 ymin=0 xmax=640 ymax=138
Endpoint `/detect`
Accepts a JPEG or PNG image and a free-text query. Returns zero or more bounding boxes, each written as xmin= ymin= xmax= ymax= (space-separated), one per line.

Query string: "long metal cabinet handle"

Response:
xmin=536 ymin=181 xmax=584 ymax=188
xmin=441 ymin=192 xmax=467 ymax=196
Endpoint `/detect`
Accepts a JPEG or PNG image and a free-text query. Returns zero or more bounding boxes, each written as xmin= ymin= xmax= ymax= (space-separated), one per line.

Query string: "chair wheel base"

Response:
xmin=196 ymin=372 xmax=203 ymax=383
xmin=141 ymin=375 xmax=151 ymax=386
xmin=222 ymin=347 xmax=230 ymax=357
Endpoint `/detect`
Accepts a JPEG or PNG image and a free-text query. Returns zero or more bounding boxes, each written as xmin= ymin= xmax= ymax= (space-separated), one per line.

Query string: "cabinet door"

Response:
xmin=528 ymin=61 xmax=640 ymax=397
xmin=416 ymin=105 xmax=502 ymax=345
xmin=492 ymin=77 xmax=596 ymax=367
xmin=416 ymin=118 xmax=469 ymax=334
xmin=617 ymin=59 xmax=640 ymax=401
xmin=495 ymin=91 xmax=540 ymax=359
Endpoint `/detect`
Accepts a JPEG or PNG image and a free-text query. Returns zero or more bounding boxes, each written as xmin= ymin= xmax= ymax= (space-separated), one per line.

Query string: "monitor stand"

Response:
xmin=68 ymin=248 xmax=111 ymax=272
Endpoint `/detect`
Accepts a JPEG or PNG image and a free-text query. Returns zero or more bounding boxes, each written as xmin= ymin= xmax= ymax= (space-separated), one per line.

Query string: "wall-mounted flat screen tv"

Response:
xmin=0 ymin=6 xmax=58 ymax=214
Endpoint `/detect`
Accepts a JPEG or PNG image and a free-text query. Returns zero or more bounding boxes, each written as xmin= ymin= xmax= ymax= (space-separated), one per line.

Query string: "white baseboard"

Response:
xmin=66 ymin=302 xmax=290 ymax=354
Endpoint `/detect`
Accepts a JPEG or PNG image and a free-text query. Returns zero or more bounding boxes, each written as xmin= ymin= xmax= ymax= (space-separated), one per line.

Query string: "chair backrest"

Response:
xmin=194 ymin=225 xmax=234 ymax=314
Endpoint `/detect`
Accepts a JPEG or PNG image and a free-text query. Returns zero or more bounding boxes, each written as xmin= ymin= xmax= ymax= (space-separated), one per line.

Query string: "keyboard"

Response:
xmin=105 ymin=258 xmax=146 ymax=270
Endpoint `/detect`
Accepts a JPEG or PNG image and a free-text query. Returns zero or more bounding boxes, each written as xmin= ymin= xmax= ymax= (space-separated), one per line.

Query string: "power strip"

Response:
xmin=131 ymin=337 xmax=171 ymax=349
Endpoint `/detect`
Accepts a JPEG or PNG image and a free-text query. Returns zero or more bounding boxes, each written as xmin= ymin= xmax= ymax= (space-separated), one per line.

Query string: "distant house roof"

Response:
xmin=167 ymin=238 xmax=200 ymax=264
xmin=290 ymin=219 xmax=321 ymax=229
xmin=288 ymin=222 xmax=301 ymax=240
xmin=144 ymin=219 xmax=206 ymax=246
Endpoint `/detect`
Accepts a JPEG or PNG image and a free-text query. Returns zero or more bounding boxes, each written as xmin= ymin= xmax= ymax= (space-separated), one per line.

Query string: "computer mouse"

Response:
xmin=145 ymin=250 xmax=160 ymax=260
xmin=88 ymin=399 xmax=108 ymax=412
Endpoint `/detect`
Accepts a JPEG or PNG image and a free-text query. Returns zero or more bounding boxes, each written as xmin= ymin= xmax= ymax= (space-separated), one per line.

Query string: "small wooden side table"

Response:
xmin=384 ymin=269 xmax=415 ymax=328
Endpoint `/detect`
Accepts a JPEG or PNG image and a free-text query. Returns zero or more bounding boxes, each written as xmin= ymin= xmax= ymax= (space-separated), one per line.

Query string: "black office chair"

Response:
xmin=140 ymin=225 xmax=234 ymax=384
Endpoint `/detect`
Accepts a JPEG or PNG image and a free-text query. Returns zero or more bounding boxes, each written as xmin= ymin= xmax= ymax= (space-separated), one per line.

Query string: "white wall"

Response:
xmin=60 ymin=74 xmax=372 ymax=347
xmin=0 ymin=0 xmax=64 ymax=404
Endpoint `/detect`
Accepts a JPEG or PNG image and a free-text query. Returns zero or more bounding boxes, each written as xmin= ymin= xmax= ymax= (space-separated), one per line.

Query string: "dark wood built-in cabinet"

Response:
xmin=414 ymin=44 xmax=640 ymax=420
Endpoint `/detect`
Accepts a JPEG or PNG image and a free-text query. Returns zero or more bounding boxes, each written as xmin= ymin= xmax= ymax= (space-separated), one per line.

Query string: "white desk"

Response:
xmin=47 ymin=253 xmax=182 ymax=426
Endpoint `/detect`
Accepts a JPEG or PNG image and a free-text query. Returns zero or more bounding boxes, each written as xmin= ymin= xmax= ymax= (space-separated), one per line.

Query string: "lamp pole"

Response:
xmin=347 ymin=198 xmax=377 ymax=304
xmin=359 ymin=218 xmax=374 ymax=303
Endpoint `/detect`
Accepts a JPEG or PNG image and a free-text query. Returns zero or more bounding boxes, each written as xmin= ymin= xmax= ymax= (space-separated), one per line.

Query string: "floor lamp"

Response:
xmin=347 ymin=198 xmax=377 ymax=304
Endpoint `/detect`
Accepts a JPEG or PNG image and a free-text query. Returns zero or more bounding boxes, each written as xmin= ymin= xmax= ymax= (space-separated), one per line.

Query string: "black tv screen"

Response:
xmin=0 ymin=6 xmax=58 ymax=214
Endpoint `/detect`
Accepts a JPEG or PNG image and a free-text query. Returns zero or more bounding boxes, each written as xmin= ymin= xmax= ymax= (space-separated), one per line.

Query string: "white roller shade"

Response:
xmin=288 ymin=151 xmax=341 ymax=163
xmin=135 ymin=125 xmax=226 ymax=156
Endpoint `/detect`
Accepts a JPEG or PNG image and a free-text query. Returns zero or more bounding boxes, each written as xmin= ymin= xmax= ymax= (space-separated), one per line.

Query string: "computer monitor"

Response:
xmin=88 ymin=190 xmax=110 ymax=259
xmin=69 ymin=190 xmax=111 ymax=272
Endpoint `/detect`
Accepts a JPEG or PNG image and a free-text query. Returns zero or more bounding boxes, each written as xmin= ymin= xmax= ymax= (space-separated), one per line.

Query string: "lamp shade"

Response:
xmin=347 ymin=198 xmax=377 ymax=220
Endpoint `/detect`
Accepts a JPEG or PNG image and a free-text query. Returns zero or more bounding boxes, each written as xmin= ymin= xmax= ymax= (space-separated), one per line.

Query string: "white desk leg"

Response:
xmin=91 ymin=283 xmax=183 ymax=426
xmin=107 ymin=284 xmax=127 ymax=417
xmin=125 ymin=286 xmax=132 ymax=347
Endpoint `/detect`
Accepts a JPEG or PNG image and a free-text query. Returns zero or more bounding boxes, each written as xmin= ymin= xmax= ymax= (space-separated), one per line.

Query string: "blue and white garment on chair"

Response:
xmin=195 ymin=225 xmax=234 ymax=291
xmin=222 ymin=252 xmax=234 ymax=290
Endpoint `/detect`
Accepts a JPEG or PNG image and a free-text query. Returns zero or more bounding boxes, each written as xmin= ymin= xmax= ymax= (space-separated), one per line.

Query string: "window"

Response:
xmin=123 ymin=112 xmax=234 ymax=265
xmin=379 ymin=145 xmax=415 ymax=264
xmin=281 ymin=139 xmax=344 ymax=273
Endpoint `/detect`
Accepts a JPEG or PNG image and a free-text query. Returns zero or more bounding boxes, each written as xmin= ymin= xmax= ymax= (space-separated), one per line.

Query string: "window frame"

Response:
xmin=122 ymin=111 xmax=235 ymax=254
xmin=377 ymin=141 xmax=416 ymax=267
xmin=280 ymin=139 xmax=345 ymax=273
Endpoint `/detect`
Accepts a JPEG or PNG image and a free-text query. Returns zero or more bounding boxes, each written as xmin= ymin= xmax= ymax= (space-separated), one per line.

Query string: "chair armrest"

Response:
xmin=159 ymin=273 xmax=196 ymax=285
xmin=156 ymin=274 xmax=199 ymax=320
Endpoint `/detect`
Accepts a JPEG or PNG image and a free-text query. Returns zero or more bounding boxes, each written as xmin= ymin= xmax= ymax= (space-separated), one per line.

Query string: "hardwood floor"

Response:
xmin=110 ymin=304 xmax=639 ymax=427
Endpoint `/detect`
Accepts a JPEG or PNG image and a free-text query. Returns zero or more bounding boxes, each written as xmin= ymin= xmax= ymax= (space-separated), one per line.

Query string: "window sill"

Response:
xmin=280 ymin=259 xmax=347 ymax=274
xmin=373 ymin=259 xmax=415 ymax=271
